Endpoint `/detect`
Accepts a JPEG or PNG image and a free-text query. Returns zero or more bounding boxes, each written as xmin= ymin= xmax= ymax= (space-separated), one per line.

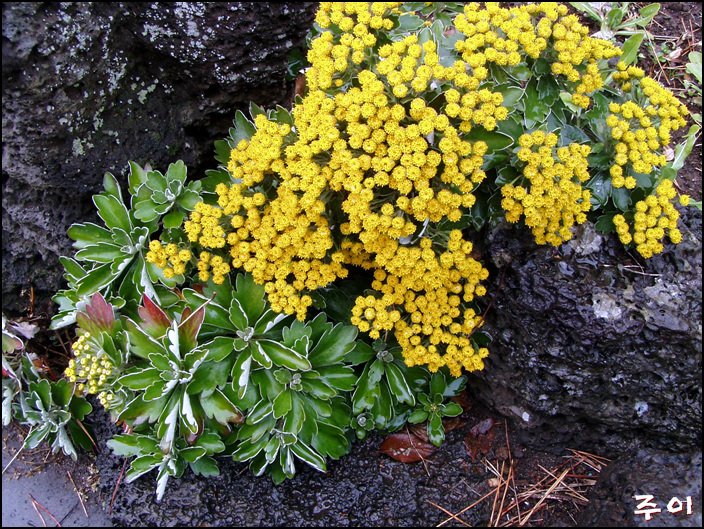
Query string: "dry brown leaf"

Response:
xmin=464 ymin=417 xmax=497 ymax=462
xmin=380 ymin=432 xmax=437 ymax=463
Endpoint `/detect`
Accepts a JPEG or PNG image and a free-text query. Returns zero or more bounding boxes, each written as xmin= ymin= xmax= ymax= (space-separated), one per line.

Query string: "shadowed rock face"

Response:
xmin=2 ymin=2 xmax=317 ymax=313
xmin=578 ymin=449 xmax=702 ymax=527
xmin=470 ymin=209 xmax=702 ymax=456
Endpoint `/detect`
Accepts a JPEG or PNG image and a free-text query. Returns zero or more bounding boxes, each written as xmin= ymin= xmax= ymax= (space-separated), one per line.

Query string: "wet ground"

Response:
xmin=1 ymin=423 xmax=111 ymax=527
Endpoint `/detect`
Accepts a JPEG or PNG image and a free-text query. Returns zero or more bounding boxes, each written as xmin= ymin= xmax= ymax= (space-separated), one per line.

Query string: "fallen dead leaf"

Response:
xmin=380 ymin=431 xmax=437 ymax=463
xmin=464 ymin=417 xmax=497 ymax=462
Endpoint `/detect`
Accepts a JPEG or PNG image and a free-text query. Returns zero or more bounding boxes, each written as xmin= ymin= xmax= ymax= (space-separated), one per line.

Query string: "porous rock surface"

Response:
xmin=470 ymin=208 xmax=702 ymax=456
xmin=2 ymin=2 xmax=317 ymax=313
xmin=578 ymin=448 xmax=702 ymax=527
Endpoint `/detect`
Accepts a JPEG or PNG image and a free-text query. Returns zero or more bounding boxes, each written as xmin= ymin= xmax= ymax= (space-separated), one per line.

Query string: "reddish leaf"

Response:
xmin=380 ymin=432 xmax=437 ymax=463
xmin=179 ymin=306 xmax=205 ymax=353
xmin=138 ymin=295 xmax=171 ymax=338
xmin=408 ymin=424 xmax=430 ymax=443
xmin=464 ymin=417 xmax=497 ymax=462
xmin=77 ymin=292 xmax=116 ymax=335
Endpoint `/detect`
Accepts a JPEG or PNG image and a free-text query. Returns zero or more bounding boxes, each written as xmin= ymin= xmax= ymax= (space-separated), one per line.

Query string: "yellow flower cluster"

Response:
xmin=65 ymin=332 xmax=115 ymax=404
xmin=351 ymin=232 xmax=489 ymax=376
xmin=613 ymin=179 xmax=684 ymax=258
xmin=606 ymin=70 xmax=689 ymax=189
xmin=453 ymin=3 xmax=620 ymax=109
xmin=145 ymin=241 xmax=192 ymax=279
xmin=195 ymin=251 xmax=232 ymax=285
xmin=309 ymin=2 xmax=400 ymax=90
xmin=151 ymin=2 xmax=691 ymax=374
xmin=501 ymin=131 xmax=592 ymax=246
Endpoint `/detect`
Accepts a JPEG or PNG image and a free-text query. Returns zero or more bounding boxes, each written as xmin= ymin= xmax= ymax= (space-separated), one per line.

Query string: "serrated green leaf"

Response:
xmin=93 ymin=194 xmax=132 ymax=233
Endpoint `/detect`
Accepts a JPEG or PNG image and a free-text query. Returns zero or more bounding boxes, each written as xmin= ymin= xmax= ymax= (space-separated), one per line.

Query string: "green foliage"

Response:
xmin=15 ymin=376 xmax=93 ymax=461
xmin=41 ymin=1 xmax=699 ymax=502
xmin=51 ymin=162 xmax=199 ymax=330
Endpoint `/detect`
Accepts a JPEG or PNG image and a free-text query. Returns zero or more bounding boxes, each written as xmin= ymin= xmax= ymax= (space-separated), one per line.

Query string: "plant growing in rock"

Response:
xmin=27 ymin=0 xmax=698 ymax=502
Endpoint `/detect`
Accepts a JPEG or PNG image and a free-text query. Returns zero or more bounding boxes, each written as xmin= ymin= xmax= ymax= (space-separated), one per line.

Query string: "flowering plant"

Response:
xmin=7 ymin=1 xmax=696 ymax=501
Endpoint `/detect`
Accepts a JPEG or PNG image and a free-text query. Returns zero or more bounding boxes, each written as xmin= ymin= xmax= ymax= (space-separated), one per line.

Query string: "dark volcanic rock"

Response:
xmin=578 ymin=449 xmax=702 ymax=527
xmin=2 ymin=2 xmax=317 ymax=314
xmin=469 ymin=208 xmax=702 ymax=456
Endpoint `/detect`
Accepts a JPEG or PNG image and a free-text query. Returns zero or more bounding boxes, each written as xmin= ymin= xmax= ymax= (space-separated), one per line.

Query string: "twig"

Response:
xmin=428 ymin=500 xmax=472 ymax=527
xmin=503 ymin=420 xmax=521 ymax=525
xmin=437 ymin=488 xmax=497 ymax=527
xmin=2 ymin=440 xmax=25 ymax=474
xmin=67 ymin=471 xmax=88 ymax=517
xmin=404 ymin=427 xmax=431 ymax=477
xmin=519 ymin=467 xmax=570 ymax=526
xmin=109 ymin=458 xmax=129 ymax=514
xmin=29 ymin=494 xmax=62 ymax=527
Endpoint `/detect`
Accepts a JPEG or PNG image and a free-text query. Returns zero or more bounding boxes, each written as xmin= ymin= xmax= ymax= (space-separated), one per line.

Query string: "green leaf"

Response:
xmin=427 ymin=413 xmax=445 ymax=447
xmin=195 ymin=431 xmax=226 ymax=453
xmin=76 ymin=263 xmax=116 ymax=297
xmin=49 ymin=379 xmax=73 ymax=407
xmin=68 ymin=223 xmax=112 ymax=248
xmin=232 ymin=435 xmax=269 ymax=462
xmin=385 ymin=362 xmax=415 ymax=406
xmin=103 ymin=172 xmax=122 ymax=200
xmin=606 ymin=7 xmax=624 ymax=28
xmin=124 ymin=317 xmax=166 ymax=359
xmin=128 ymin=161 xmax=148 ymax=195
xmin=258 ymin=339 xmax=311 ymax=371
xmin=463 ymin=128 xmax=514 ymax=153
xmin=201 ymin=389 xmax=243 ymax=425
xmin=408 ymin=408 xmax=429 ymax=424
xmin=162 ymin=210 xmax=185 ymax=230
xmin=190 ymin=456 xmax=220 ymax=477
xmin=229 ymin=298 xmax=249 ymax=331
xmin=202 ymin=336 xmax=240 ymax=362
xmin=308 ymin=323 xmax=357 ymax=367
xmin=316 ymin=365 xmax=357 ymax=392
xmin=246 ymin=399 xmax=273 ymax=425
xmin=231 ymin=349 xmax=253 ymax=399
xmin=611 ymin=187 xmax=631 ymax=211
xmin=290 ymin=441 xmax=326 ymax=473
xmin=30 ymin=379 xmax=52 ymax=410
xmin=273 ymin=389 xmax=293 ymax=419
xmin=118 ymin=368 xmax=161 ymax=390
xmin=126 ymin=455 xmax=162 ymax=482
xmin=187 ymin=359 xmax=232 ymax=394
xmin=180 ymin=446 xmax=207 ymax=463
xmin=283 ymin=393 xmax=305 ymax=434
xmin=620 ymin=34 xmax=645 ymax=67
xmin=442 ymin=402 xmax=463 ymax=417
xmin=75 ymin=243 xmax=125 ymax=263
xmin=430 ymin=371 xmax=446 ymax=397
xmin=69 ymin=396 xmax=92 ymax=420
xmin=93 ymin=194 xmax=132 ymax=233
xmin=595 ymin=213 xmax=616 ymax=234
xmin=670 ymin=124 xmax=700 ymax=171
xmin=559 ymin=125 xmax=591 ymax=146
xmin=524 ymin=80 xmax=549 ymax=128
xmin=312 ymin=422 xmax=349 ymax=459
xmin=443 ymin=375 xmax=467 ymax=397
xmin=233 ymin=274 xmax=267 ymax=324
xmin=107 ymin=434 xmax=144 ymax=457
xmin=252 ymin=341 xmax=273 ymax=369
xmin=300 ymin=378 xmax=337 ymax=400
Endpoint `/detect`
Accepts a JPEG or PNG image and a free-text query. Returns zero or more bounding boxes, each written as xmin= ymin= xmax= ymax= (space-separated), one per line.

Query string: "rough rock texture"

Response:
xmin=90 ymin=407 xmax=490 ymax=527
xmin=2 ymin=2 xmax=317 ymax=313
xmin=469 ymin=208 xmax=702 ymax=456
xmin=578 ymin=449 xmax=702 ymax=527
